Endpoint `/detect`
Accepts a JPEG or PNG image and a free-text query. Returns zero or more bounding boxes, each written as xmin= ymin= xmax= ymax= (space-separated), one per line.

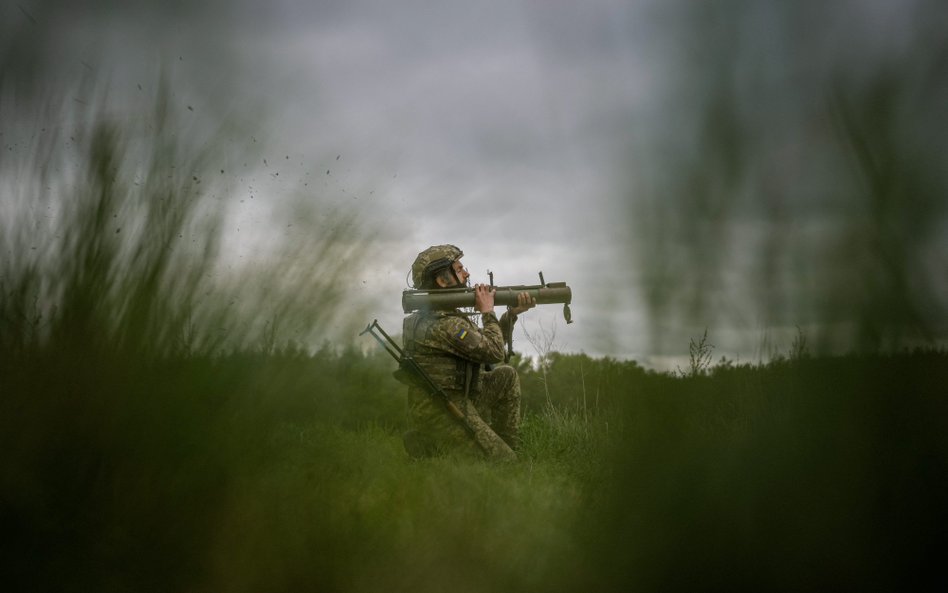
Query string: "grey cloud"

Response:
xmin=10 ymin=0 xmax=943 ymax=364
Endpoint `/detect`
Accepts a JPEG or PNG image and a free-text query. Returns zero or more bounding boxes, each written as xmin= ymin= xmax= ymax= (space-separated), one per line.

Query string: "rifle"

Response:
xmin=401 ymin=271 xmax=573 ymax=324
xmin=359 ymin=319 xmax=486 ymax=453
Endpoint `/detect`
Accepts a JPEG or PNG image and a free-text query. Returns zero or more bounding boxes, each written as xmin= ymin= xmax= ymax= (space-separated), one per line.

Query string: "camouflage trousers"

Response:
xmin=404 ymin=365 xmax=521 ymax=461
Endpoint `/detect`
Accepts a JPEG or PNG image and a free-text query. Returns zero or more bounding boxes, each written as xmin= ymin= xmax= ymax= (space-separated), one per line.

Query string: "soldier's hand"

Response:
xmin=474 ymin=284 xmax=495 ymax=313
xmin=507 ymin=291 xmax=537 ymax=316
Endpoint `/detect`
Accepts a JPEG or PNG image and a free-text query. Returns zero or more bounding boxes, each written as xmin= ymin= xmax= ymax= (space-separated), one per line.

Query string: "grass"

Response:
xmin=202 ymin=421 xmax=590 ymax=593
xmin=1 ymin=345 xmax=601 ymax=592
xmin=4 ymin=320 xmax=947 ymax=592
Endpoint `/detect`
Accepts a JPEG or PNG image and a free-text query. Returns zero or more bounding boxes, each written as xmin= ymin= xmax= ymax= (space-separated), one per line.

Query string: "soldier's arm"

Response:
xmin=431 ymin=313 xmax=506 ymax=364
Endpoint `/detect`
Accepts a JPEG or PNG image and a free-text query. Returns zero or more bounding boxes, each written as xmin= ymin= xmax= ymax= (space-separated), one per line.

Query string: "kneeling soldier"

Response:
xmin=402 ymin=244 xmax=535 ymax=460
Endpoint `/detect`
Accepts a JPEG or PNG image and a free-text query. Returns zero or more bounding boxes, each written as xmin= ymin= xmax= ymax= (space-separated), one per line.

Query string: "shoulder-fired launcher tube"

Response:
xmin=402 ymin=282 xmax=572 ymax=314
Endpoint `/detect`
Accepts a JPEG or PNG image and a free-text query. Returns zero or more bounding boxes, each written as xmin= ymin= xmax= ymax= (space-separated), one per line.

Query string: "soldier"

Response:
xmin=402 ymin=244 xmax=535 ymax=460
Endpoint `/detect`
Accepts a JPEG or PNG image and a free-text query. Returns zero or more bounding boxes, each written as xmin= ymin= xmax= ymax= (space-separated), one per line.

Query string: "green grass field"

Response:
xmin=3 ymin=338 xmax=945 ymax=592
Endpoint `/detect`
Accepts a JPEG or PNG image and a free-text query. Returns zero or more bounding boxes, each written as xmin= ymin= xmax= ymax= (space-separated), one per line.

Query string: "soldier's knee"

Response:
xmin=493 ymin=365 xmax=518 ymax=383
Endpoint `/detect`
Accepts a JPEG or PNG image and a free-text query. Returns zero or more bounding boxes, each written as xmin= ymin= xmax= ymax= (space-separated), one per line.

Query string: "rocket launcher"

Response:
xmin=402 ymin=272 xmax=573 ymax=323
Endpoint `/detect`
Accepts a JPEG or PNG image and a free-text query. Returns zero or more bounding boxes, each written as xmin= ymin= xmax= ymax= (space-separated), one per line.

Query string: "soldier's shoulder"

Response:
xmin=405 ymin=310 xmax=448 ymax=337
xmin=427 ymin=314 xmax=475 ymax=342
xmin=430 ymin=312 xmax=469 ymax=328
xmin=405 ymin=310 xmax=449 ymax=326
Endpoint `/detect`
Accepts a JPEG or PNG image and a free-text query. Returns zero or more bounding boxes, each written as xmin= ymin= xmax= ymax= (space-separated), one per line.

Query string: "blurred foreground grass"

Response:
xmin=3 ymin=337 xmax=946 ymax=592
xmin=205 ymin=421 xmax=589 ymax=593
xmin=0 ymin=343 xmax=600 ymax=592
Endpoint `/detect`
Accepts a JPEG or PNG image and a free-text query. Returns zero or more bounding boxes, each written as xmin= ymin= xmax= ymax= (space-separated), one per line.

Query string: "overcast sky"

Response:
xmin=4 ymin=0 xmax=946 ymax=368
xmin=225 ymin=0 xmax=656 ymax=360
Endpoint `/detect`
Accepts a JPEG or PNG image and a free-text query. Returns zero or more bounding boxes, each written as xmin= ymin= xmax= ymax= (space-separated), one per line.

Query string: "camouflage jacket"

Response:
xmin=402 ymin=309 xmax=516 ymax=397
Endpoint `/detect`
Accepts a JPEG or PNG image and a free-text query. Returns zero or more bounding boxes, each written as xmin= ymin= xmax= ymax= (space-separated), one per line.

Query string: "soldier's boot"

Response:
xmin=495 ymin=430 xmax=521 ymax=452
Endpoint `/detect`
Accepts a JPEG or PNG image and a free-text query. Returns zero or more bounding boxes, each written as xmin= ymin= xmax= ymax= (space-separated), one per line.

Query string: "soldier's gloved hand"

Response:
xmin=507 ymin=291 xmax=536 ymax=316
xmin=474 ymin=284 xmax=496 ymax=313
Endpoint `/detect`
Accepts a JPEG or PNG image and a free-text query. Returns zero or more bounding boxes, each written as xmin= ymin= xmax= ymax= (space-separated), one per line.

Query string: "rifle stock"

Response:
xmin=402 ymin=281 xmax=573 ymax=323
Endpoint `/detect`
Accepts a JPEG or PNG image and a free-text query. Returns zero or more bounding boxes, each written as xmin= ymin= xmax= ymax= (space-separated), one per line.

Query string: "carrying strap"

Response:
xmin=462 ymin=359 xmax=481 ymax=398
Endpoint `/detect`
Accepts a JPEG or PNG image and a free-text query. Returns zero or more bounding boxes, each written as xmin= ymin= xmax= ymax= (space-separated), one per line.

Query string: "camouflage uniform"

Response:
xmin=402 ymin=245 xmax=522 ymax=461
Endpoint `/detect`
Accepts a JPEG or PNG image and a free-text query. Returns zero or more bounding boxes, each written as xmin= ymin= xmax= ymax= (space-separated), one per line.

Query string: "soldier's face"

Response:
xmin=453 ymin=260 xmax=470 ymax=285
xmin=437 ymin=259 xmax=469 ymax=288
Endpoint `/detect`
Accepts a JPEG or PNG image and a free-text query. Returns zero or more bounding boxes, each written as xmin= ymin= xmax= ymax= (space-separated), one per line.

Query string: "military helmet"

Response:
xmin=411 ymin=244 xmax=463 ymax=288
